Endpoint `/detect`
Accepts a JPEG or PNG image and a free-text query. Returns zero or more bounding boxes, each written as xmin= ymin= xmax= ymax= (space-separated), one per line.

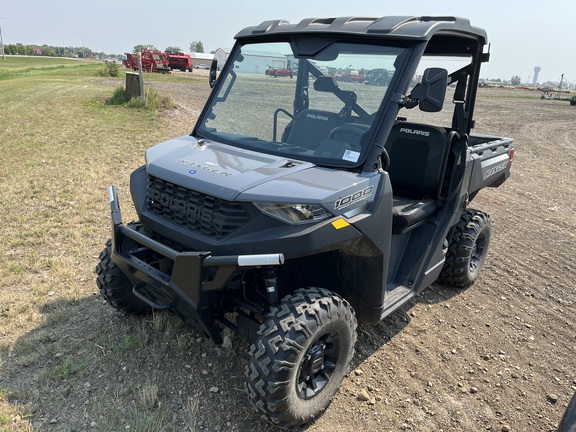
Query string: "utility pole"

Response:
xmin=77 ymin=32 xmax=85 ymax=58
xmin=0 ymin=17 xmax=6 ymax=60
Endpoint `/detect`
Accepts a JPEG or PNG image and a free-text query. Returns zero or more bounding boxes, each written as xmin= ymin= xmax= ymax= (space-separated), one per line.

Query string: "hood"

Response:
xmin=146 ymin=135 xmax=378 ymax=208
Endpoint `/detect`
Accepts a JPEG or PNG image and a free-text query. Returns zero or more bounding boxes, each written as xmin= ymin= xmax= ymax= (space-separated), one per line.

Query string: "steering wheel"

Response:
xmin=328 ymin=125 xmax=365 ymax=142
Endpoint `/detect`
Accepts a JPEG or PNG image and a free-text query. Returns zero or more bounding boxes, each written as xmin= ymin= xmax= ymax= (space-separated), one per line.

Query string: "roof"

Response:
xmin=235 ymin=16 xmax=487 ymax=44
xmin=189 ymin=52 xmax=214 ymax=60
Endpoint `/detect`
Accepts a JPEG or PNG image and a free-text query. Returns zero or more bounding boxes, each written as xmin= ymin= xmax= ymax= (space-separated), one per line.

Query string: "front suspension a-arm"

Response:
xmin=107 ymin=185 xmax=284 ymax=343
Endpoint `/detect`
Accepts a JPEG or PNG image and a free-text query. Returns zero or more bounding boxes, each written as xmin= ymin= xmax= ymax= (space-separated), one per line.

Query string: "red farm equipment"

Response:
xmin=265 ymin=66 xmax=293 ymax=78
xmin=123 ymin=49 xmax=171 ymax=74
xmin=165 ymin=52 xmax=193 ymax=72
xmin=334 ymin=68 xmax=366 ymax=83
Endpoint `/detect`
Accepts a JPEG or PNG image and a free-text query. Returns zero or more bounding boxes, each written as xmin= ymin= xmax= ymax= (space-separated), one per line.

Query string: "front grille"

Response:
xmin=146 ymin=175 xmax=250 ymax=240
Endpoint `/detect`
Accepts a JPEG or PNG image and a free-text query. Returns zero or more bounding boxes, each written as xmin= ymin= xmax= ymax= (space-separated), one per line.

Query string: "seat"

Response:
xmin=285 ymin=109 xmax=340 ymax=151
xmin=385 ymin=122 xmax=448 ymax=230
xmin=392 ymin=196 xmax=438 ymax=231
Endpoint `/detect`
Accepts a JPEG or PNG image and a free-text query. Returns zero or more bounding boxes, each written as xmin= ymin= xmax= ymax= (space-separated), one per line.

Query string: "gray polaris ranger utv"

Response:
xmin=97 ymin=16 xmax=514 ymax=428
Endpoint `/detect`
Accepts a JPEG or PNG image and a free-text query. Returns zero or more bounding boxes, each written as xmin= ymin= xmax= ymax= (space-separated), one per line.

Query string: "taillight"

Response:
xmin=509 ymin=147 xmax=515 ymax=168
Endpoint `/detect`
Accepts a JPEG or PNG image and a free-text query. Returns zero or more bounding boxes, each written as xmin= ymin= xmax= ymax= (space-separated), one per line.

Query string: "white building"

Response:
xmin=215 ymin=48 xmax=288 ymax=75
xmin=189 ymin=52 xmax=214 ymax=68
xmin=214 ymin=48 xmax=231 ymax=70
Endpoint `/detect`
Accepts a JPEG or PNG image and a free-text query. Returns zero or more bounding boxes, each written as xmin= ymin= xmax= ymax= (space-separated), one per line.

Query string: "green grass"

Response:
xmin=0 ymin=57 xmax=92 ymax=69
xmin=0 ymin=57 xmax=102 ymax=80
xmin=0 ymin=57 xmax=244 ymax=432
xmin=0 ymin=56 xmax=186 ymax=431
xmin=0 ymin=56 xmax=206 ymax=84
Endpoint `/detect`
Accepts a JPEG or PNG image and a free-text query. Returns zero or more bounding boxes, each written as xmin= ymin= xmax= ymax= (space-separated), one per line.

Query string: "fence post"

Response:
xmin=137 ymin=52 xmax=145 ymax=101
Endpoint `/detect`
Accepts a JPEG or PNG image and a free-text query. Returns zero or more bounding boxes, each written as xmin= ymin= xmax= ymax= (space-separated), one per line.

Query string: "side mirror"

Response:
xmin=410 ymin=67 xmax=448 ymax=112
xmin=209 ymin=59 xmax=218 ymax=88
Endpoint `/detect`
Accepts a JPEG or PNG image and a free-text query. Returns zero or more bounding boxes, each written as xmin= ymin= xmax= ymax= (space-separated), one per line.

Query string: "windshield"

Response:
xmin=198 ymin=40 xmax=405 ymax=167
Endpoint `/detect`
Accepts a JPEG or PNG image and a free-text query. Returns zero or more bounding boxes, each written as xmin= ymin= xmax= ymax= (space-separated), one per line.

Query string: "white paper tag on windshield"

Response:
xmin=342 ymin=150 xmax=360 ymax=163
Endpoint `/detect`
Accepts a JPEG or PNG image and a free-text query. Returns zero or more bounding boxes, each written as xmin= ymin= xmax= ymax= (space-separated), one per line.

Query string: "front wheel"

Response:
xmin=95 ymin=224 xmax=152 ymax=315
xmin=439 ymin=208 xmax=492 ymax=288
xmin=245 ymin=287 xmax=357 ymax=428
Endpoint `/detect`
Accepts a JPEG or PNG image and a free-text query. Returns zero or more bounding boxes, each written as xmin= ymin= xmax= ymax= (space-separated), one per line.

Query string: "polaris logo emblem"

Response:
xmin=306 ymin=113 xmax=329 ymax=121
xmin=177 ymin=159 xmax=233 ymax=176
xmin=334 ymin=186 xmax=373 ymax=210
xmin=399 ymin=127 xmax=430 ymax=137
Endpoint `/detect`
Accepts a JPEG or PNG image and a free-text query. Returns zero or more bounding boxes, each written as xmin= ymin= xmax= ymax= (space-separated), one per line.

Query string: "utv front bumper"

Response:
xmin=107 ymin=186 xmax=284 ymax=343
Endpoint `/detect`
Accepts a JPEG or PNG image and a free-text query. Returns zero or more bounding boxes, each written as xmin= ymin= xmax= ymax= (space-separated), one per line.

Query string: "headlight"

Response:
xmin=254 ymin=203 xmax=332 ymax=225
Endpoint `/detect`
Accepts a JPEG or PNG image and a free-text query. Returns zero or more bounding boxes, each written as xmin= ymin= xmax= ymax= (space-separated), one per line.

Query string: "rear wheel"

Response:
xmin=245 ymin=287 xmax=357 ymax=428
xmin=95 ymin=223 xmax=152 ymax=315
xmin=439 ymin=208 xmax=491 ymax=288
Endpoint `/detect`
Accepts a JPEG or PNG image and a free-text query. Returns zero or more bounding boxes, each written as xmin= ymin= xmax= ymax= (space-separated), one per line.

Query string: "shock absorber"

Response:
xmin=261 ymin=268 xmax=279 ymax=305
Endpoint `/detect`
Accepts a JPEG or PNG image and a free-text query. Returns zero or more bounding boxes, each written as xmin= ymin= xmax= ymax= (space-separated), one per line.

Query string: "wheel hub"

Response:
xmin=296 ymin=333 xmax=341 ymax=400
xmin=306 ymin=343 xmax=326 ymax=375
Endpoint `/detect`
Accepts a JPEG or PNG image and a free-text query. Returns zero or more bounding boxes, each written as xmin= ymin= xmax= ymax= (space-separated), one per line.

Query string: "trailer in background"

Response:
xmin=123 ymin=50 xmax=171 ymax=74
xmin=165 ymin=52 xmax=193 ymax=72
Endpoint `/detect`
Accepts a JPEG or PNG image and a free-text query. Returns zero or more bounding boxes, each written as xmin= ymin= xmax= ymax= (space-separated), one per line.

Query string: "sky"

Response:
xmin=1 ymin=0 xmax=573 ymax=84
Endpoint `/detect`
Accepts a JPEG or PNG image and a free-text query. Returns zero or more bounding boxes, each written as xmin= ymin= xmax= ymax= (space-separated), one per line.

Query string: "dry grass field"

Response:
xmin=0 ymin=58 xmax=574 ymax=432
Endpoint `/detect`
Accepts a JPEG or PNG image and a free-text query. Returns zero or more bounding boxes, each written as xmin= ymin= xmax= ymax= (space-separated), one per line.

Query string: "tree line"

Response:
xmin=2 ymin=40 xmax=207 ymax=59
xmin=3 ymin=43 xmax=110 ymax=59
